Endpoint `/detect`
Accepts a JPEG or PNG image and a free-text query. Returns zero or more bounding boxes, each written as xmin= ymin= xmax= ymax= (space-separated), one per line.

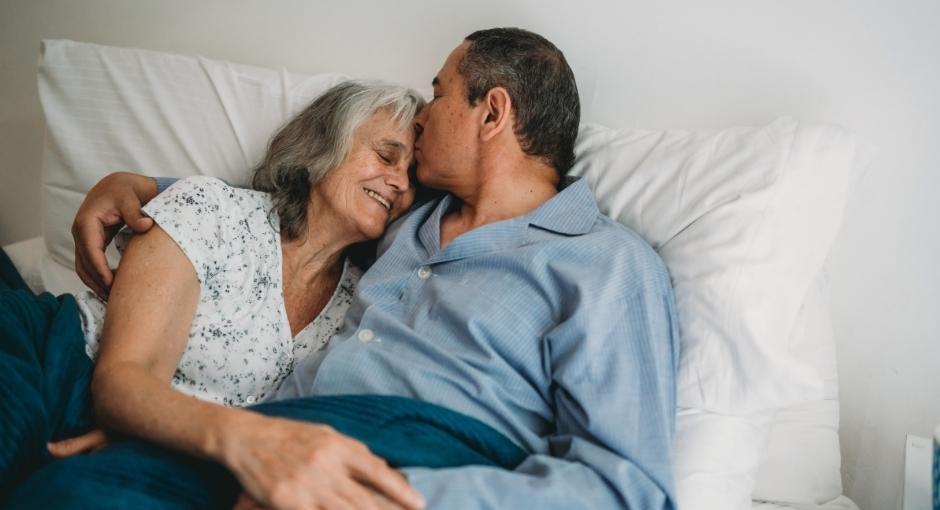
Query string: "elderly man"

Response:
xmin=23 ymin=28 xmax=678 ymax=509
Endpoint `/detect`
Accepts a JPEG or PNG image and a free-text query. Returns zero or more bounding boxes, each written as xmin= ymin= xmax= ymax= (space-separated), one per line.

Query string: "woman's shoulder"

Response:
xmin=143 ymin=176 xmax=279 ymax=250
xmin=165 ymin=176 xmax=261 ymax=202
xmin=160 ymin=176 xmax=273 ymax=216
xmin=164 ymin=175 xmax=231 ymax=195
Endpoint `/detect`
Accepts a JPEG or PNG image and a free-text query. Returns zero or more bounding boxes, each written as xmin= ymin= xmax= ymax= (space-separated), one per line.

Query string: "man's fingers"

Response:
xmin=47 ymin=430 xmax=108 ymax=458
xmin=74 ymin=252 xmax=104 ymax=297
xmin=350 ymin=455 xmax=424 ymax=510
xmin=73 ymin=218 xmax=114 ymax=294
xmin=84 ymin=248 xmax=113 ymax=297
xmin=119 ymin=199 xmax=153 ymax=233
xmin=77 ymin=251 xmax=109 ymax=299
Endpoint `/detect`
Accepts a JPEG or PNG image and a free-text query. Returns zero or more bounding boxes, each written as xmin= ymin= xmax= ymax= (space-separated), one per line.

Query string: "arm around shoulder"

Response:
xmin=72 ymin=171 xmax=160 ymax=296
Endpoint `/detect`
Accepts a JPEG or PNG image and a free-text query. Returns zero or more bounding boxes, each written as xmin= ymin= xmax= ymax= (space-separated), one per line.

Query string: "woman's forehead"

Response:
xmin=359 ymin=113 xmax=414 ymax=146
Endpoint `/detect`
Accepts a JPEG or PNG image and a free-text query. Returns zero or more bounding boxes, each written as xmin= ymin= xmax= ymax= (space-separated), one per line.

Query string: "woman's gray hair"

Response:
xmin=251 ymin=80 xmax=425 ymax=239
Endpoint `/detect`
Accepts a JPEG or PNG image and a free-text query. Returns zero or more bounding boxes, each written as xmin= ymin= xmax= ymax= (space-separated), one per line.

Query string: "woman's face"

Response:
xmin=315 ymin=109 xmax=416 ymax=242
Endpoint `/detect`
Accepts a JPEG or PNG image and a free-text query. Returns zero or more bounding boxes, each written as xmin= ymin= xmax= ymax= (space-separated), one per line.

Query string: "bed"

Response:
xmin=3 ymin=38 xmax=861 ymax=510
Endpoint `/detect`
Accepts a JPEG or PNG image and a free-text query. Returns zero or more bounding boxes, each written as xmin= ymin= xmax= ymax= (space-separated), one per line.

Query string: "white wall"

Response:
xmin=1 ymin=1 xmax=938 ymax=508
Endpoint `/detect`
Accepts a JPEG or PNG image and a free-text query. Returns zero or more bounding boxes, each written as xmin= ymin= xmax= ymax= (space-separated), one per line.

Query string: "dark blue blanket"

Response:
xmin=0 ymin=290 xmax=95 ymax=501
xmin=0 ymin=289 xmax=526 ymax=509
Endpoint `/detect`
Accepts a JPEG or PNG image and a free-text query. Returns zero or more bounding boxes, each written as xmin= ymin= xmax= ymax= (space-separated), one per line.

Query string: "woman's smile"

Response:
xmin=363 ymin=186 xmax=392 ymax=211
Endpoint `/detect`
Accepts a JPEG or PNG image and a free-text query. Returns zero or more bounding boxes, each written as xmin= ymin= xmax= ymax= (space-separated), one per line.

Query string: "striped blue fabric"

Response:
xmin=275 ymin=177 xmax=680 ymax=509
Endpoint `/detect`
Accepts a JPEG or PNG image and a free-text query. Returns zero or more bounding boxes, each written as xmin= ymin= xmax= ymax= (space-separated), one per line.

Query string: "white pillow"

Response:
xmin=671 ymin=272 xmax=845 ymax=510
xmin=752 ymin=268 xmax=843 ymax=505
xmin=673 ymin=407 xmax=776 ymax=509
xmin=569 ymin=121 xmax=856 ymax=510
xmin=752 ymin=496 xmax=860 ymax=510
xmin=37 ymin=39 xmax=347 ymax=270
xmin=569 ymin=119 xmax=856 ymax=413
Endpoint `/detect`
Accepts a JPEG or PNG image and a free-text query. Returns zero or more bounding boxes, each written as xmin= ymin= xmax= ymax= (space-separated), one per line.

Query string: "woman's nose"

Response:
xmin=387 ymin=163 xmax=411 ymax=192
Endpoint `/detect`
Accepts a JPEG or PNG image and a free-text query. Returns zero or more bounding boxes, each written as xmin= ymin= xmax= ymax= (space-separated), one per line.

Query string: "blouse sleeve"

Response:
xmin=140 ymin=176 xmax=236 ymax=285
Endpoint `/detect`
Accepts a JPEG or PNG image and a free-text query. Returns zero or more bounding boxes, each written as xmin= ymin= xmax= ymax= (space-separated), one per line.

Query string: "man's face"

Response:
xmin=413 ymin=42 xmax=481 ymax=190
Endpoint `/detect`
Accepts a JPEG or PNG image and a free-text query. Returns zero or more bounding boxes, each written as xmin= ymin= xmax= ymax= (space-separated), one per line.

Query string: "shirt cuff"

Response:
xmin=153 ymin=176 xmax=178 ymax=194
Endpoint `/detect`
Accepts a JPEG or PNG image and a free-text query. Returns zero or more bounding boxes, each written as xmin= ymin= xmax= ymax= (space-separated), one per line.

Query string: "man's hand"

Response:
xmin=219 ymin=415 xmax=424 ymax=510
xmin=71 ymin=172 xmax=157 ymax=298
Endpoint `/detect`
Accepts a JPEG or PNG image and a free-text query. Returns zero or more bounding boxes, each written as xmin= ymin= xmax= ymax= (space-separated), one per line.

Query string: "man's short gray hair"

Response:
xmin=252 ymin=80 xmax=425 ymax=239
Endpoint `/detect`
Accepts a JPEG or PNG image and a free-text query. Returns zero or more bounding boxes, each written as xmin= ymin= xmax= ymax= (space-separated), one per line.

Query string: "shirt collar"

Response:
xmin=416 ymin=176 xmax=599 ymax=261
xmin=523 ymin=176 xmax=598 ymax=235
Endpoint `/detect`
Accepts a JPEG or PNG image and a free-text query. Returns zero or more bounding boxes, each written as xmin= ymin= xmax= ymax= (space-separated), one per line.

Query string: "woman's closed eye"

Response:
xmin=373 ymin=140 xmax=406 ymax=166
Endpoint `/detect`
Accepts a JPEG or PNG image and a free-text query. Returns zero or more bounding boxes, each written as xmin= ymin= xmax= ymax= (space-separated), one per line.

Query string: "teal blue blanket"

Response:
xmin=0 ymin=288 xmax=526 ymax=509
xmin=0 ymin=291 xmax=95 ymax=502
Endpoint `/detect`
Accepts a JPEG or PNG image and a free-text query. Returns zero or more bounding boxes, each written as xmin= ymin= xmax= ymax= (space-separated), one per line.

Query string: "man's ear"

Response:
xmin=479 ymin=87 xmax=512 ymax=142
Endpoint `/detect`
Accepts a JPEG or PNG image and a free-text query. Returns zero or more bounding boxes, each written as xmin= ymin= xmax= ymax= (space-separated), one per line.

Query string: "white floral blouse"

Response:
xmin=75 ymin=176 xmax=360 ymax=406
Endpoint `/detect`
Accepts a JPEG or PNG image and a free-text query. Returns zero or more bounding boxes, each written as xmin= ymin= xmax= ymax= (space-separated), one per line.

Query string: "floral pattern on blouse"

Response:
xmin=75 ymin=176 xmax=360 ymax=407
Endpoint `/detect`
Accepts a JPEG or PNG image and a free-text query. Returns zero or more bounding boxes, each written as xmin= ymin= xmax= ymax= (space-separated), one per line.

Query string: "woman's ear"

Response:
xmin=479 ymin=87 xmax=512 ymax=142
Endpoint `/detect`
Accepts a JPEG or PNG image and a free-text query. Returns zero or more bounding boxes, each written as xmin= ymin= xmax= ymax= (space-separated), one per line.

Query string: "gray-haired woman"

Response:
xmin=1 ymin=81 xmax=427 ymax=509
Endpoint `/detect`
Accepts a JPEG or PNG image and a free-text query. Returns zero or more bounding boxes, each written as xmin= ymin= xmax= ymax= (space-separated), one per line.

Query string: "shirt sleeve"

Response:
xmin=153 ymin=176 xmax=179 ymax=194
xmin=141 ymin=176 xmax=234 ymax=286
xmin=401 ymin=256 xmax=680 ymax=509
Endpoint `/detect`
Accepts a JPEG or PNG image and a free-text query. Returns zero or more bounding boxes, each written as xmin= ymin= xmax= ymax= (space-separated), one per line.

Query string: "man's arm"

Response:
xmin=401 ymin=256 xmax=680 ymax=509
xmin=71 ymin=172 xmax=162 ymax=297
xmin=72 ymin=174 xmax=233 ymax=297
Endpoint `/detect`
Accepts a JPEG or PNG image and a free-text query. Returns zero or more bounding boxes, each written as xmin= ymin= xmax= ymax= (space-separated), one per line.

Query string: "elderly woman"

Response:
xmin=0 ymin=81 xmax=433 ymax=509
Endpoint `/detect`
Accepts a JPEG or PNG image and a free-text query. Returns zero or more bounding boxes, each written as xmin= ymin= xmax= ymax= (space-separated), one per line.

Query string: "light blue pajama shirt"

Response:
xmin=267 ymin=176 xmax=680 ymax=509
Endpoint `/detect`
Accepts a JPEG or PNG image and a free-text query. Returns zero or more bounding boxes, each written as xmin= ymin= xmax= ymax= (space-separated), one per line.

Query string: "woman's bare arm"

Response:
xmin=90 ymin=224 xmax=423 ymax=510
xmin=90 ymin=220 xmax=226 ymax=454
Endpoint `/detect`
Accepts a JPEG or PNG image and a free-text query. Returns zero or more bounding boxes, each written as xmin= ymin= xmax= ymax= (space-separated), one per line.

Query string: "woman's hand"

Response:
xmin=71 ymin=171 xmax=158 ymax=298
xmin=218 ymin=414 xmax=424 ymax=510
xmin=47 ymin=429 xmax=109 ymax=458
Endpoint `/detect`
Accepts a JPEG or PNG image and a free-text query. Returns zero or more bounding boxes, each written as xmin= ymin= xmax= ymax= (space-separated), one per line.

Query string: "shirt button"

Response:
xmin=245 ymin=395 xmax=257 ymax=404
xmin=358 ymin=329 xmax=375 ymax=343
xmin=417 ymin=266 xmax=432 ymax=279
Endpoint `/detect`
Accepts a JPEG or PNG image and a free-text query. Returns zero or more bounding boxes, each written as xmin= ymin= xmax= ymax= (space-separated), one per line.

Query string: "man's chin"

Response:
xmin=415 ymin=165 xmax=444 ymax=190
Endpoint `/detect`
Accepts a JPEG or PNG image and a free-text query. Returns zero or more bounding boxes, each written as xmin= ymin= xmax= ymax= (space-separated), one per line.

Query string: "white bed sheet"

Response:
xmin=3 ymin=236 xmax=85 ymax=296
xmin=752 ymin=495 xmax=860 ymax=510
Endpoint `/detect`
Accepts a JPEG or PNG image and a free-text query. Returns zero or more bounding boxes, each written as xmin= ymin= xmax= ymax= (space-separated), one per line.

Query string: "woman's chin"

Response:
xmin=356 ymin=220 xmax=386 ymax=241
